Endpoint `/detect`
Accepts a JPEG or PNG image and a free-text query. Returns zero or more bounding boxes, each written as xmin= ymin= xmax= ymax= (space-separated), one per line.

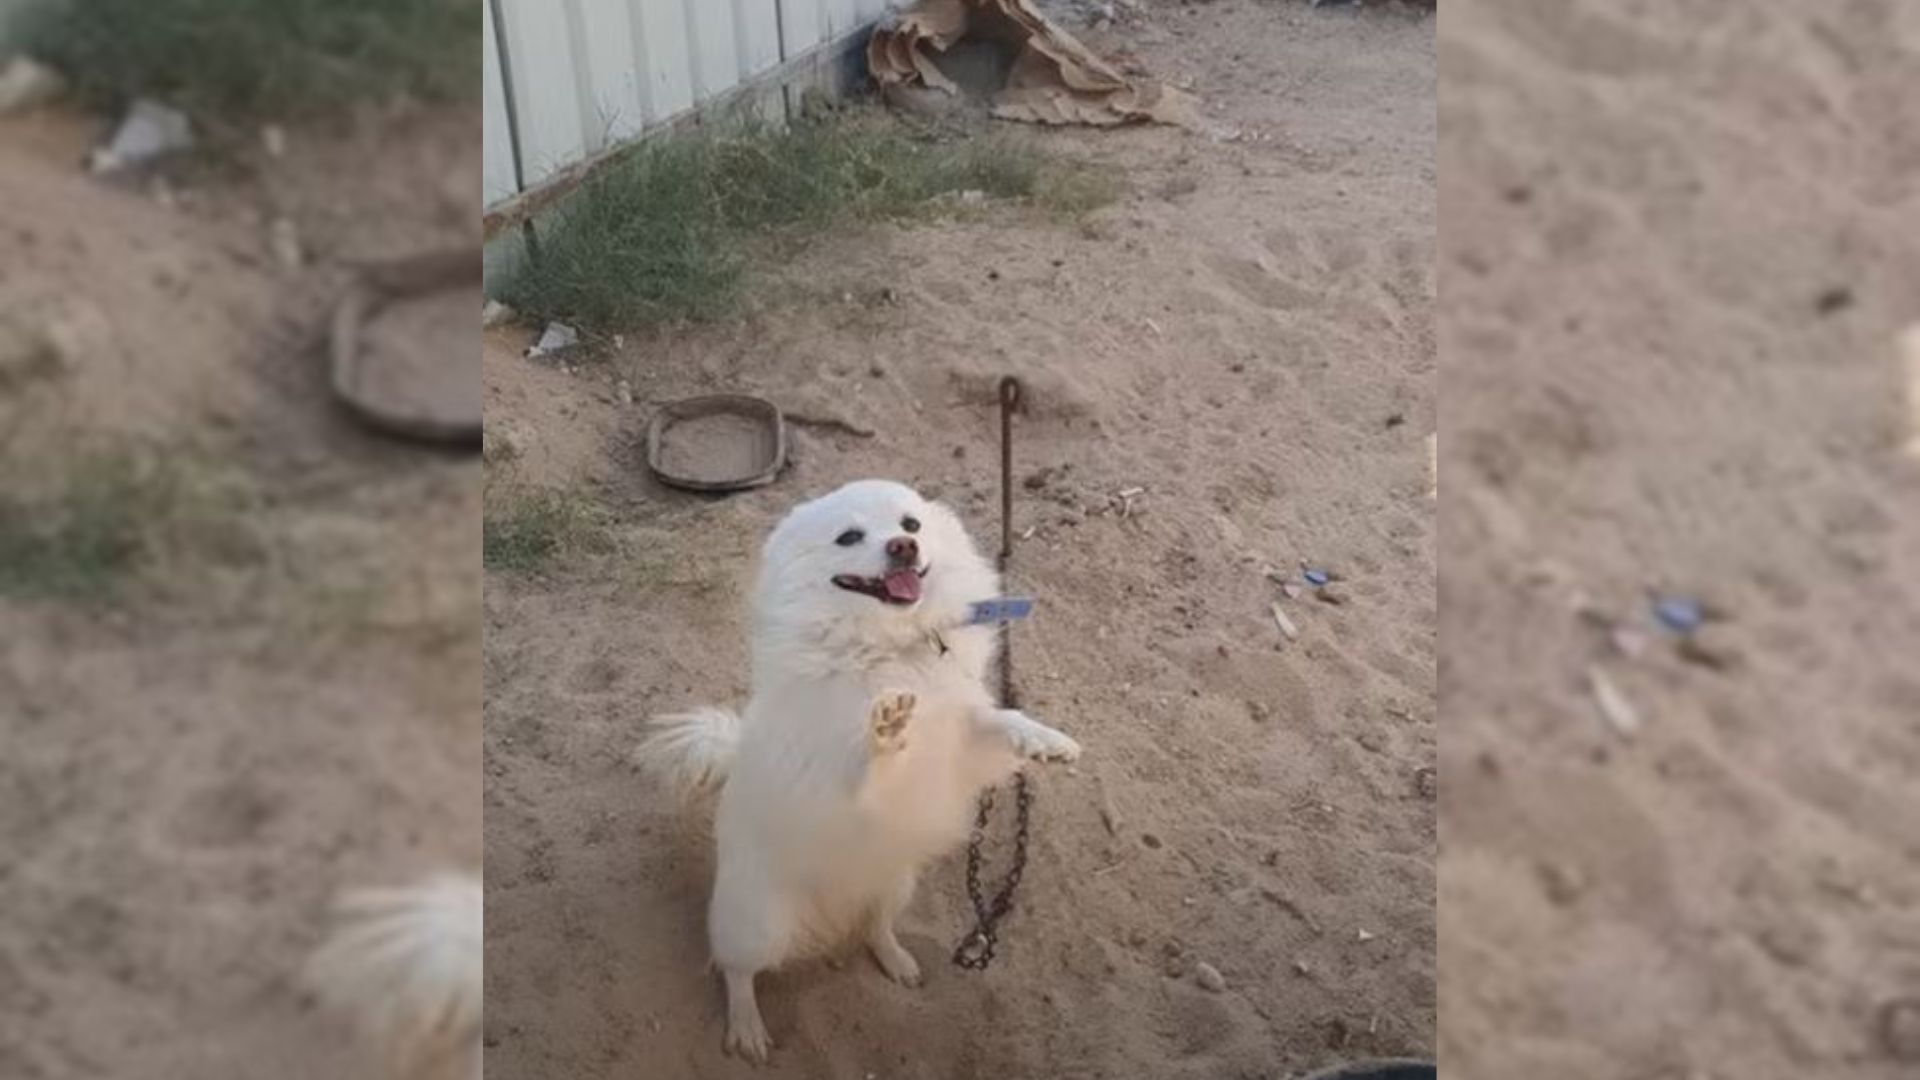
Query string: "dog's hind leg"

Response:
xmin=721 ymin=968 xmax=771 ymax=1064
xmin=710 ymin=865 xmax=791 ymax=1063
xmin=865 ymin=873 xmax=922 ymax=987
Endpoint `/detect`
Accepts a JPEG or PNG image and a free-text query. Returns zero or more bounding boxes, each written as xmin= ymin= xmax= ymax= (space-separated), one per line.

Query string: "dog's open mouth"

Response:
xmin=833 ymin=564 xmax=928 ymax=605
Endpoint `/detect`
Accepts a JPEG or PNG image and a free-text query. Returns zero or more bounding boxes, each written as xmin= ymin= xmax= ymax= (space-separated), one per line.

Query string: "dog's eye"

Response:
xmin=835 ymin=529 xmax=865 ymax=547
xmin=901 ymin=516 xmax=920 ymax=534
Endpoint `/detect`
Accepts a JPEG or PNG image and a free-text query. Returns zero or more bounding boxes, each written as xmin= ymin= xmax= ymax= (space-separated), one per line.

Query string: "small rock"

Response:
xmin=1293 ymin=960 xmax=1312 ymax=977
xmin=616 ymin=379 xmax=634 ymax=406
xmin=0 ymin=55 xmax=67 ymax=115
xmin=1247 ymin=701 xmax=1271 ymax=723
xmin=1356 ymin=929 xmax=1376 ymax=943
xmin=1677 ymin=627 xmax=1743 ymax=671
xmin=90 ymin=99 xmax=194 ymax=173
xmin=482 ymin=299 xmax=516 ymax=328
xmin=1608 ymin=625 xmax=1650 ymax=658
xmin=1537 ymin=861 xmax=1585 ymax=906
xmin=1879 ymin=998 xmax=1920 ymax=1062
xmin=1756 ymin=923 xmax=1819 ymax=968
xmin=261 ymin=124 xmax=287 ymax=158
xmin=268 ymin=218 xmax=302 ymax=270
xmin=1194 ymin=961 xmax=1227 ymax=993
xmin=1140 ymin=832 xmax=1163 ymax=850
xmin=1316 ymin=583 xmax=1351 ymax=606
xmin=1356 ymin=731 xmax=1387 ymax=753
xmin=0 ymin=316 xmax=64 ymax=388
xmin=960 ymin=189 xmax=986 ymax=205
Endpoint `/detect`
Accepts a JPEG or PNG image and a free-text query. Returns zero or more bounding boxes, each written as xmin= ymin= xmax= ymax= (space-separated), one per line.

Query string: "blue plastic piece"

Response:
xmin=1653 ymin=595 xmax=1703 ymax=634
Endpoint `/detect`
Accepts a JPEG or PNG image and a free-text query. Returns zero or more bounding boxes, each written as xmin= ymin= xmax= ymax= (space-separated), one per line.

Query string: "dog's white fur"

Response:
xmin=305 ymin=874 xmax=483 ymax=1080
xmin=639 ymin=479 xmax=1080 ymax=1062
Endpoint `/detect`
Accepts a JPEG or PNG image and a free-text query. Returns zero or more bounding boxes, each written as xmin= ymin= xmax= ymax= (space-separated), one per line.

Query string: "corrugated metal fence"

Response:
xmin=485 ymin=0 xmax=897 ymax=211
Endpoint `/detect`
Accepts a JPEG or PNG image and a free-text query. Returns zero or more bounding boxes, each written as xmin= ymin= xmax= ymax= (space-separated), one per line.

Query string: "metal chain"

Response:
xmin=953 ymin=770 xmax=1032 ymax=969
xmin=953 ymin=375 xmax=1033 ymax=971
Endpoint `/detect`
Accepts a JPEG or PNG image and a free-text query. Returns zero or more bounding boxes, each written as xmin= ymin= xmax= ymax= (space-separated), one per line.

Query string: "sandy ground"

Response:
xmin=1440 ymin=2 xmax=1920 ymax=1077
xmin=0 ymin=104 xmax=480 ymax=1077
xmin=482 ymin=3 xmax=1434 ymax=1077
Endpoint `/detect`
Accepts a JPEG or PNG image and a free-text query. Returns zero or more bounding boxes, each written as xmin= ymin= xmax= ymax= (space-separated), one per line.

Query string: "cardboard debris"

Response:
xmin=869 ymin=0 xmax=1199 ymax=128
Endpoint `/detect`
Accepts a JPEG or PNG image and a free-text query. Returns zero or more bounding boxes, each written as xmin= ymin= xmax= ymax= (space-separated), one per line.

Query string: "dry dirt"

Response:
xmin=1440 ymin=2 xmax=1920 ymax=1078
xmin=0 ymin=103 xmax=481 ymax=1078
xmin=482 ymin=2 xmax=1434 ymax=1078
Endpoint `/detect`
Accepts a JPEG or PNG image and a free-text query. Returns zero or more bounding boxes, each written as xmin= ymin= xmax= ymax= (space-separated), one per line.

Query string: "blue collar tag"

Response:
xmin=966 ymin=597 xmax=1036 ymax=625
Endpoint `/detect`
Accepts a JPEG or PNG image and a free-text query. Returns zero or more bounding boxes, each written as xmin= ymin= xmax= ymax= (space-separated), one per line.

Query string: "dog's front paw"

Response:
xmin=1005 ymin=712 xmax=1081 ymax=763
xmin=868 ymin=691 xmax=915 ymax=756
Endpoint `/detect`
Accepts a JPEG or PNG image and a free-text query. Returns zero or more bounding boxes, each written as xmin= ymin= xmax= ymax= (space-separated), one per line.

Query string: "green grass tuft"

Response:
xmin=483 ymin=486 xmax=611 ymax=574
xmin=23 ymin=0 xmax=481 ymax=119
xmin=500 ymin=110 xmax=1120 ymax=331
xmin=0 ymin=452 xmax=173 ymax=601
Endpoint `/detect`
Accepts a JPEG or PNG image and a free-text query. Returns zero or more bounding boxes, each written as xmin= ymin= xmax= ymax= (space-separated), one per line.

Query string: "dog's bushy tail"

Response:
xmin=635 ymin=706 xmax=742 ymax=798
xmin=306 ymin=874 xmax=482 ymax=1080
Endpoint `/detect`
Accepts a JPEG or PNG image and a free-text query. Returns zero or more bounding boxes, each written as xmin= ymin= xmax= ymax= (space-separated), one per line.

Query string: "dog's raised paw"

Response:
xmin=868 ymin=691 xmax=915 ymax=755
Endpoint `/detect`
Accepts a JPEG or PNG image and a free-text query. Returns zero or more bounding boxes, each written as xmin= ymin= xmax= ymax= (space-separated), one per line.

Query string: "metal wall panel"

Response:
xmin=495 ymin=0 xmax=587 ymax=186
xmin=575 ymin=0 xmax=648 ymax=145
xmin=488 ymin=0 xmax=886 ymax=209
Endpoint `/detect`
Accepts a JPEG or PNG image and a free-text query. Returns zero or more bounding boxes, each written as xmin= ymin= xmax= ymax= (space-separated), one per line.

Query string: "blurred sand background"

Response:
xmin=1440 ymin=2 xmax=1920 ymax=1076
xmin=0 ymin=100 xmax=480 ymax=1077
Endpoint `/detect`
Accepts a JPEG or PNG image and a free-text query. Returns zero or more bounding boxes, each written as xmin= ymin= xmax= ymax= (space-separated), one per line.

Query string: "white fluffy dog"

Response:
xmin=306 ymin=874 xmax=483 ymax=1080
xmin=639 ymin=479 xmax=1081 ymax=1062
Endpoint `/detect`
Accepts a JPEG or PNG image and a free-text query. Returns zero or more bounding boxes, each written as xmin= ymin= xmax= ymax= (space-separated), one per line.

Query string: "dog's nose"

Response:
xmin=886 ymin=536 xmax=918 ymax=564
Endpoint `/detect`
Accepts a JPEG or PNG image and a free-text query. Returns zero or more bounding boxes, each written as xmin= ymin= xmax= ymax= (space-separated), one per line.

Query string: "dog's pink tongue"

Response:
xmin=882 ymin=567 xmax=922 ymax=603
